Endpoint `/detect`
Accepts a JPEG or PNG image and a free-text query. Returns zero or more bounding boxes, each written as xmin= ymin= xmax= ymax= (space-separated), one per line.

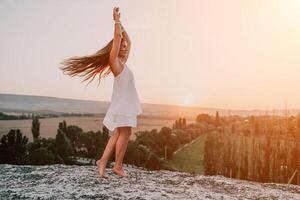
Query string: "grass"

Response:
xmin=164 ymin=131 xmax=211 ymax=175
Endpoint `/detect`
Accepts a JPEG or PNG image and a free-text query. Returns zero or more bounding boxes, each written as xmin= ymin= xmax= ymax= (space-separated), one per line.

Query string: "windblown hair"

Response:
xmin=59 ymin=39 xmax=114 ymax=87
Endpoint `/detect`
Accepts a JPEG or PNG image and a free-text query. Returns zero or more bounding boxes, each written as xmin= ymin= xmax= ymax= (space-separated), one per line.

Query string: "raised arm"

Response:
xmin=109 ymin=7 xmax=123 ymax=64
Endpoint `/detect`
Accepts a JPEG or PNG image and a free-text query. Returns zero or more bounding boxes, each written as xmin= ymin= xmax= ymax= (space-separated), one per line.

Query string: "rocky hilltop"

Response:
xmin=1 ymin=164 xmax=300 ymax=200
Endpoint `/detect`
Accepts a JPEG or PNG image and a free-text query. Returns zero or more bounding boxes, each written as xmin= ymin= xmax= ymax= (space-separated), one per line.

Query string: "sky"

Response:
xmin=1 ymin=0 xmax=300 ymax=110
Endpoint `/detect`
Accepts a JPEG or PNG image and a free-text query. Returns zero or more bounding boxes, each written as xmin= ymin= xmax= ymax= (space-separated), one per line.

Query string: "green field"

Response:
xmin=164 ymin=132 xmax=211 ymax=175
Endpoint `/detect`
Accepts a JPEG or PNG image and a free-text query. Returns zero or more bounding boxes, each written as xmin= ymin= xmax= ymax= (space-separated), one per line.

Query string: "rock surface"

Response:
xmin=1 ymin=164 xmax=300 ymax=200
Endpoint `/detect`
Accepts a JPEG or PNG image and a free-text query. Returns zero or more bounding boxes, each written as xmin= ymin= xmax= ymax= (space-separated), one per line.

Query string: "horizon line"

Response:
xmin=1 ymin=92 xmax=300 ymax=111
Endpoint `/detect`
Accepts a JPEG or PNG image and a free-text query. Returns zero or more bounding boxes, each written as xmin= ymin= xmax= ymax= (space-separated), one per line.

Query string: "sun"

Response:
xmin=178 ymin=94 xmax=194 ymax=107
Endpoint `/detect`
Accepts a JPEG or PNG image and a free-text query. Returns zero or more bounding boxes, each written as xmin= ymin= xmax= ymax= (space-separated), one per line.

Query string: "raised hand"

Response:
xmin=113 ymin=7 xmax=121 ymax=22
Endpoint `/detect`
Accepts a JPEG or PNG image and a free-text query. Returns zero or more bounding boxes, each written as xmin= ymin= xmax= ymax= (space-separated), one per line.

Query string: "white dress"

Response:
xmin=103 ymin=64 xmax=143 ymax=136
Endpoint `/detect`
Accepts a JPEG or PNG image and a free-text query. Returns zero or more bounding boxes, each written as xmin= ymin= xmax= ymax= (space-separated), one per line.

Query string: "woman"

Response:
xmin=60 ymin=7 xmax=143 ymax=178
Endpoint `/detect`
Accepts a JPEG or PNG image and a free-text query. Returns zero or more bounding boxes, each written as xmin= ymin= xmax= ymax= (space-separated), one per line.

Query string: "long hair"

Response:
xmin=59 ymin=39 xmax=114 ymax=87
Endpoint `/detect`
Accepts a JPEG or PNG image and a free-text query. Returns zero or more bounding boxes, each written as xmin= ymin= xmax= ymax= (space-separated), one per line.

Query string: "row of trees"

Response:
xmin=0 ymin=112 xmax=30 ymax=120
xmin=0 ymin=117 xmax=110 ymax=165
xmin=0 ymin=114 xmax=213 ymax=170
xmin=0 ymin=111 xmax=94 ymax=120
xmin=173 ymin=117 xmax=187 ymax=129
xmin=196 ymin=112 xmax=222 ymax=127
xmin=204 ymin=114 xmax=300 ymax=185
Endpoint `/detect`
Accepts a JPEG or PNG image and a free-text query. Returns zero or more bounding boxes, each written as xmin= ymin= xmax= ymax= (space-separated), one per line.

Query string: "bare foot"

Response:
xmin=96 ymin=159 xmax=107 ymax=178
xmin=112 ymin=166 xmax=129 ymax=177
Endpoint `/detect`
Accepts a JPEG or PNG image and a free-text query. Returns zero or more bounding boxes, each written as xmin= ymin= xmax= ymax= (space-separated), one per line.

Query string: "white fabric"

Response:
xmin=103 ymin=64 xmax=143 ymax=135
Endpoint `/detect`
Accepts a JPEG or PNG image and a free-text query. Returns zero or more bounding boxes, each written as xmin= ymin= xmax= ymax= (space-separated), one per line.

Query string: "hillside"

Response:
xmin=1 ymin=164 xmax=300 ymax=199
xmin=2 ymin=93 xmax=298 ymax=117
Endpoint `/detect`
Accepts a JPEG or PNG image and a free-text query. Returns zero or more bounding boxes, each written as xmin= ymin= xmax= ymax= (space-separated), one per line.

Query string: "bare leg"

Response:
xmin=113 ymin=127 xmax=131 ymax=177
xmin=96 ymin=128 xmax=120 ymax=177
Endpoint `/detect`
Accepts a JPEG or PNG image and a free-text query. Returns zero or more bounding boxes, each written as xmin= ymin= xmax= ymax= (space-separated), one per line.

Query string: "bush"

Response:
xmin=0 ymin=129 xmax=28 ymax=164
xmin=29 ymin=147 xmax=56 ymax=165
xmin=55 ymin=129 xmax=74 ymax=163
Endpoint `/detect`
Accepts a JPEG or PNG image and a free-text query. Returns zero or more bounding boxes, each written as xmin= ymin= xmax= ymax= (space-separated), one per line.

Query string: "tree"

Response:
xmin=31 ymin=115 xmax=40 ymax=141
xmin=289 ymin=140 xmax=300 ymax=185
xmin=231 ymin=139 xmax=238 ymax=179
xmin=29 ymin=147 xmax=56 ymax=165
xmin=182 ymin=117 xmax=187 ymax=129
xmin=297 ymin=114 xmax=300 ymax=140
xmin=66 ymin=125 xmax=82 ymax=152
xmin=178 ymin=117 xmax=182 ymax=129
xmin=26 ymin=137 xmax=57 ymax=165
xmin=0 ymin=129 xmax=29 ymax=164
xmin=222 ymin=134 xmax=232 ymax=177
xmin=215 ymin=111 xmax=220 ymax=127
xmin=59 ymin=120 xmax=68 ymax=134
xmin=173 ymin=119 xmax=178 ymax=129
xmin=173 ymin=117 xmax=187 ymax=129
xmin=124 ymin=142 xmax=148 ymax=166
xmin=196 ymin=113 xmax=210 ymax=124
xmin=145 ymin=152 xmax=161 ymax=170
xmin=288 ymin=116 xmax=296 ymax=139
xmin=159 ymin=127 xmax=173 ymax=159
xmin=240 ymin=137 xmax=249 ymax=180
xmin=54 ymin=122 xmax=74 ymax=163
xmin=204 ymin=134 xmax=216 ymax=175
xmin=254 ymin=120 xmax=260 ymax=136
xmin=66 ymin=125 xmax=82 ymax=142
xmin=262 ymin=135 xmax=272 ymax=182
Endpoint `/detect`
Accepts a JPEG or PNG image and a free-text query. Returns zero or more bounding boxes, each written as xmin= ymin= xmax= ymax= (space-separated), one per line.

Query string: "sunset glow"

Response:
xmin=178 ymin=94 xmax=194 ymax=107
xmin=1 ymin=1 xmax=300 ymax=196
xmin=1 ymin=0 xmax=300 ymax=110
